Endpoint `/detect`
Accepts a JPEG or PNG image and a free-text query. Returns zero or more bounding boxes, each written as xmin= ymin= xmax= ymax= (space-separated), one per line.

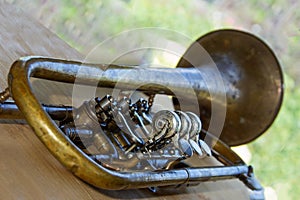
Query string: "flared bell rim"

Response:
xmin=175 ymin=29 xmax=284 ymax=146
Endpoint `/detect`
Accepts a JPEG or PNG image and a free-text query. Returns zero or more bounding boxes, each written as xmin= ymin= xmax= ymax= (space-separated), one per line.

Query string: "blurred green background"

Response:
xmin=7 ymin=0 xmax=300 ymax=199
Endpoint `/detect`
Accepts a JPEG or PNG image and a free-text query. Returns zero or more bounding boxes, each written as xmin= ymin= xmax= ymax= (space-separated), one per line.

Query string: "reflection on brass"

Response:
xmin=0 ymin=29 xmax=283 ymax=200
xmin=176 ymin=30 xmax=283 ymax=146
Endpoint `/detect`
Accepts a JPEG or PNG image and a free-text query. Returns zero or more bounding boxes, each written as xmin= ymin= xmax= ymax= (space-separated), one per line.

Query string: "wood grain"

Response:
xmin=0 ymin=2 xmax=249 ymax=200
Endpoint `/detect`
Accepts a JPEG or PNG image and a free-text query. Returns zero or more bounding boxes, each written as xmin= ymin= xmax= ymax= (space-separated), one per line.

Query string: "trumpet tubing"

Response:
xmin=0 ymin=29 xmax=283 ymax=200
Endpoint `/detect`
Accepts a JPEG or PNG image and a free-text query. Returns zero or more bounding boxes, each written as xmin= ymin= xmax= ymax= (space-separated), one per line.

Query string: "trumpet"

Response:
xmin=0 ymin=29 xmax=283 ymax=199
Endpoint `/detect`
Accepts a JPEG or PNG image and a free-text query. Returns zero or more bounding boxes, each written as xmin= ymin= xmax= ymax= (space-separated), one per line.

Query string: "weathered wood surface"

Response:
xmin=0 ymin=2 xmax=249 ymax=200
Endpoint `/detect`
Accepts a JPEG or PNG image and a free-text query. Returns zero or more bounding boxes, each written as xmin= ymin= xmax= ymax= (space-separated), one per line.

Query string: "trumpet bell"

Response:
xmin=175 ymin=29 xmax=283 ymax=146
xmin=0 ymin=29 xmax=284 ymax=199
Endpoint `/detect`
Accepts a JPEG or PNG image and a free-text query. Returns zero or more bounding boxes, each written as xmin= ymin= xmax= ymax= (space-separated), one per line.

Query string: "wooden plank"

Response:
xmin=0 ymin=2 xmax=249 ymax=199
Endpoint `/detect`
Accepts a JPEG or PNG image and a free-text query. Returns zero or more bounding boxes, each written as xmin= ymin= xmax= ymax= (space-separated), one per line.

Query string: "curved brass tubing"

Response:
xmin=8 ymin=56 xmax=258 ymax=191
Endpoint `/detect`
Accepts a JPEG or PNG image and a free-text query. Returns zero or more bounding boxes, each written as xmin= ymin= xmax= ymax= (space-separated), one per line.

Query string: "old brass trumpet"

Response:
xmin=0 ymin=29 xmax=283 ymax=199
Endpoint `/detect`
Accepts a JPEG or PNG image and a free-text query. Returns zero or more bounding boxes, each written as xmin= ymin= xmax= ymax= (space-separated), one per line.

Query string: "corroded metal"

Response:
xmin=176 ymin=29 xmax=283 ymax=145
xmin=0 ymin=29 xmax=283 ymax=200
xmin=0 ymin=101 xmax=73 ymax=120
xmin=9 ymin=32 xmax=283 ymax=147
xmin=5 ymin=55 xmax=264 ymax=196
xmin=0 ymin=88 xmax=10 ymax=103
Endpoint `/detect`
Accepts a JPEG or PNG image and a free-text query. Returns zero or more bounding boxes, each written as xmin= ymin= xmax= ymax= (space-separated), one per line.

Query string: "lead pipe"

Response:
xmin=0 ymin=101 xmax=73 ymax=120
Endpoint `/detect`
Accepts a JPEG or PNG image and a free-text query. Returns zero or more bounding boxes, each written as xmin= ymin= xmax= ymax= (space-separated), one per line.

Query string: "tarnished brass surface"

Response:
xmin=176 ymin=29 xmax=283 ymax=146
xmin=0 ymin=29 xmax=283 ymax=199
xmin=12 ymin=30 xmax=283 ymax=147
xmin=8 ymin=56 xmax=252 ymax=190
xmin=0 ymin=102 xmax=73 ymax=120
